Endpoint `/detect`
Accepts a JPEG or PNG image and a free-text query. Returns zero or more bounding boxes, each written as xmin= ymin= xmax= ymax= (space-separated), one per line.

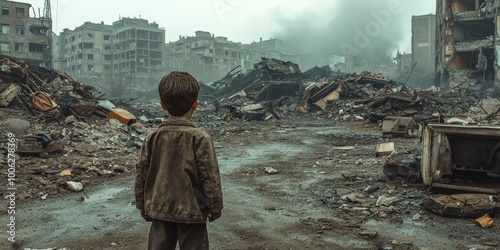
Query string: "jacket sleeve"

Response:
xmin=134 ymin=133 xmax=152 ymax=211
xmin=196 ymin=135 xmax=223 ymax=212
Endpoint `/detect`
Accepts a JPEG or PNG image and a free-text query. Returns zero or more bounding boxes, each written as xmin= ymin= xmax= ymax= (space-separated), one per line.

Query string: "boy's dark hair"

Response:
xmin=159 ymin=71 xmax=200 ymax=116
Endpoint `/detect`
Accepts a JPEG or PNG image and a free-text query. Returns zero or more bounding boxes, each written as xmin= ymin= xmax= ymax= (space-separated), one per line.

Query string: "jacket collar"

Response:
xmin=160 ymin=116 xmax=197 ymax=128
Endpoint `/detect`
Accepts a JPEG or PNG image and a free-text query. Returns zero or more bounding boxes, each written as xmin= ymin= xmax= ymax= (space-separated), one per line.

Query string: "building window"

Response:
xmin=14 ymin=43 xmax=23 ymax=52
xmin=87 ymin=65 xmax=94 ymax=71
xmin=83 ymin=43 xmax=93 ymax=49
xmin=104 ymin=35 xmax=110 ymax=40
xmin=15 ymin=7 xmax=24 ymax=17
xmin=1 ymin=42 xmax=10 ymax=52
xmin=77 ymin=53 xmax=82 ymax=59
xmin=15 ymin=25 xmax=25 ymax=35
xmin=104 ymin=65 xmax=111 ymax=70
xmin=1 ymin=24 xmax=11 ymax=35
xmin=104 ymin=55 xmax=112 ymax=61
xmin=104 ymin=45 xmax=111 ymax=51
xmin=87 ymin=54 xmax=94 ymax=60
xmin=2 ymin=7 xmax=9 ymax=16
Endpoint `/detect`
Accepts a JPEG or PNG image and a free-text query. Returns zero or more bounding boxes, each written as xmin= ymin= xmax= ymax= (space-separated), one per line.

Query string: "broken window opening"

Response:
xmin=15 ymin=43 xmax=23 ymax=52
xmin=1 ymin=24 xmax=11 ymax=35
xmin=103 ymin=35 xmax=110 ymax=40
xmin=15 ymin=7 xmax=24 ymax=17
xmin=450 ymin=0 xmax=480 ymax=13
xmin=1 ymin=42 xmax=10 ymax=52
xmin=29 ymin=26 xmax=48 ymax=36
xmin=2 ymin=7 xmax=9 ymax=16
xmin=83 ymin=43 xmax=94 ymax=49
xmin=15 ymin=25 xmax=25 ymax=35
xmin=452 ymin=22 xmax=494 ymax=42
xmin=28 ymin=43 xmax=44 ymax=53
xmin=87 ymin=65 xmax=94 ymax=71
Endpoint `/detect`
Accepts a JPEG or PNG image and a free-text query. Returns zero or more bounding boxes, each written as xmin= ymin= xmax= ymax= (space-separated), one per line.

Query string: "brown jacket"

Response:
xmin=134 ymin=117 xmax=223 ymax=223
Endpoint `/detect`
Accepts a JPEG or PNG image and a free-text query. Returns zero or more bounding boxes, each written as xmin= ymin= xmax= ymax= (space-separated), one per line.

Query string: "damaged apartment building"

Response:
xmin=0 ymin=0 xmax=52 ymax=67
xmin=436 ymin=0 xmax=500 ymax=89
xmin=166 ymin=32 xmax=300 ymax=82
xmin=53 ymin=17 xmax=165 ymax=96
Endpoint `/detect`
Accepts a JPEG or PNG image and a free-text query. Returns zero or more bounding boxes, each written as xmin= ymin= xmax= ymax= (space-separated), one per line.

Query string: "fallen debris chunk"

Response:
xmin=376 ymin=142 xmax=394 ymax=157
xmin=475 ymin=214 xmax=494 ymax=228
xmin=3 ymin=118 xmax=30 ymax=135
xmin=17 ymin=134 xmax=69 ymax=155
xmin=67 ymin=181 xmax=84 ymax=192
xmin=383 ymin=150 xmax=420 ymax=182
xmin=31 ymin=91 xmax=58 ymax=111
xmin=60 ymin=170 xmax=72 ymax=177
xmin=106 ymin=108 xmax=137 ymax=125
xmin=382 ymin=116 xmax=418 ymax=137
xmin=264 ymin=167 xmax=279 ymax=175
xmin=0 ymin=84 xmax=21 ymax=107
xmin=481 ymin=240 xmax=498 ymax=247
xmin=376 ymin=195 xmax=400 ymax=207
xmin=359 ymin=230 xmax=378 ymax=238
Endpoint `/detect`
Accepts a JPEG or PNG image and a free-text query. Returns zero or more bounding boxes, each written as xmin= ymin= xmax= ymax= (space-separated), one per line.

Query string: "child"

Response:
xmin=135 ymin=71 xmax=223 ymax=250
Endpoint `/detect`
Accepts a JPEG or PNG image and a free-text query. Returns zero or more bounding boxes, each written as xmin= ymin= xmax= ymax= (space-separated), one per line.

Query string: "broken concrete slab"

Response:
xmin=376 ymin=142 xmax=394 ymax=157
xmin=3 ymin=118 xmax=31 ymax=135
xmin=0 ymin=83 xmax=21 ymax=107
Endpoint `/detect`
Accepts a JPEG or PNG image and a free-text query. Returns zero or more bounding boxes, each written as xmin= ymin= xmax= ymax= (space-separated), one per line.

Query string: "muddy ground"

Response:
xmin=2 ymin=117 xmax=500 ymax=250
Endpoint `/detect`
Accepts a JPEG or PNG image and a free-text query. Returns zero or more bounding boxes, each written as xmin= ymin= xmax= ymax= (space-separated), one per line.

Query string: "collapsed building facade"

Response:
xmin=436 ymin=0 xmax=500 ymax=89
xmin=0 ymin=0 xmax=52 ymax=67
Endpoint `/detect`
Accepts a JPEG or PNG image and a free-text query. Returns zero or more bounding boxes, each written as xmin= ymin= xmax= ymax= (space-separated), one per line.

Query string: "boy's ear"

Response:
xmin=191 ymin=100 xmax=199 ymax=111
xmin=160 ymin=100 xmax=168 ymax=111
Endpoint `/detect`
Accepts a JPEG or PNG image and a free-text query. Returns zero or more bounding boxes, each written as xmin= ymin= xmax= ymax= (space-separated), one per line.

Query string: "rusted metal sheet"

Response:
xmin=421 ymin=124 xmax=500 ymax=191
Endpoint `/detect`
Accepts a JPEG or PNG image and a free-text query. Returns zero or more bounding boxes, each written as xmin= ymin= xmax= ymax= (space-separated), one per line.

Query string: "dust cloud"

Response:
xmin=272 ymin=0 xmax=434 ymax=63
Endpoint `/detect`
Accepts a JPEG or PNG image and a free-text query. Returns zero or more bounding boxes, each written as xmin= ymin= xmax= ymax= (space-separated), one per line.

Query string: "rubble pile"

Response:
xmin=0 ymin=54 xmax=159 ymax=199
xmin=204 ymin=57 xmax=495 ymax=124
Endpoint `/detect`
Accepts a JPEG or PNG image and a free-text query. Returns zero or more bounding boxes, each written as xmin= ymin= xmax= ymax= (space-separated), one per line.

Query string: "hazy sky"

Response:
xmin=27 ymin=0 xmax=435 ymax=56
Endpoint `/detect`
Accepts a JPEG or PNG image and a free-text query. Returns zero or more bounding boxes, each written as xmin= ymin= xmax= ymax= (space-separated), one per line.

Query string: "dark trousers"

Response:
xmin=148 ymin=219 xmax=209 ymax=250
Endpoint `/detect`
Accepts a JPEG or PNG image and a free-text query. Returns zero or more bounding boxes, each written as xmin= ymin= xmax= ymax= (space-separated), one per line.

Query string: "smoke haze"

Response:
xmin=272 ymin=0 xmax=434 ymax=63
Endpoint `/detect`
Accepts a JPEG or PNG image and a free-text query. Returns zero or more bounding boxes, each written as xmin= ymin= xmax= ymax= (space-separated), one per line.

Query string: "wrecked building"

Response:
xmin=0 ymin=0 xmax=52 ymax=67
xmin=52 ymin=18 xmax=166 ymax=96
xmin=112 ymin=18 xmax=165 ymax=91
xmin=52 ymin=22 xmax=114 ymax=89
xmin=436 ymin=0 xmax=499 ymax=89
xmin=165 ymin=31 xmax=243 ymax=82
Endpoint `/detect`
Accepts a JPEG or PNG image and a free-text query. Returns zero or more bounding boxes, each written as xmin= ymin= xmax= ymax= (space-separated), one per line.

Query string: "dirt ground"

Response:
xmin=2 ymin=117 xmax=500 ymax=250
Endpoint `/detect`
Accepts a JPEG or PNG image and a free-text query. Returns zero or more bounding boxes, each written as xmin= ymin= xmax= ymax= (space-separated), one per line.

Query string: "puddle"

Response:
xmin=220 ymin=142 xmax=307 ymax=173
xmin=84 ymin=187 xmax=128 ymax=203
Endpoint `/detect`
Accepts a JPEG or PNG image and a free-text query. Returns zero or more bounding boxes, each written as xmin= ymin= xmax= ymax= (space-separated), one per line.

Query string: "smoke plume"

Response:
xmin=273 ymin=0 xmax=419 ymax=63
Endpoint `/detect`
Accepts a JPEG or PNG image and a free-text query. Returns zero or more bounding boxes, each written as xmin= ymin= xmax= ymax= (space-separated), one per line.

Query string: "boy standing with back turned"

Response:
xmin=135 ymin=71 xmax=223 ymax=250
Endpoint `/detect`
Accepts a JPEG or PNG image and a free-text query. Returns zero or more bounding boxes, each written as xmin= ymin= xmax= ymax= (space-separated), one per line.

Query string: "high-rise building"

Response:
xmin=54 ymin=22 xmax=113 ymax=84
xmin=112 ymin=18 xmax=165 ymax=88
xmin=0 ymin=0 xmax=52 ymax=67
xmin=412 ymin=14 xmax=436 ymax=80
xmin=53 ymin=17 xmax=165 ymax=94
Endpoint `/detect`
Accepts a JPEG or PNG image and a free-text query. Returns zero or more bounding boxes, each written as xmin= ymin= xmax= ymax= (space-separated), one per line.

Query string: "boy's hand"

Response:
xmin=208 ymin=210 xmax=221 ymax=222
xmin=140 ymin=210 xmax=153 ymax=222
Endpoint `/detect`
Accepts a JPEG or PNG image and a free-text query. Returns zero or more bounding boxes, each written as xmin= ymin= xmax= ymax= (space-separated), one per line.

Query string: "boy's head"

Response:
xmin=158 ymin=71 xmax=200 ymax=116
